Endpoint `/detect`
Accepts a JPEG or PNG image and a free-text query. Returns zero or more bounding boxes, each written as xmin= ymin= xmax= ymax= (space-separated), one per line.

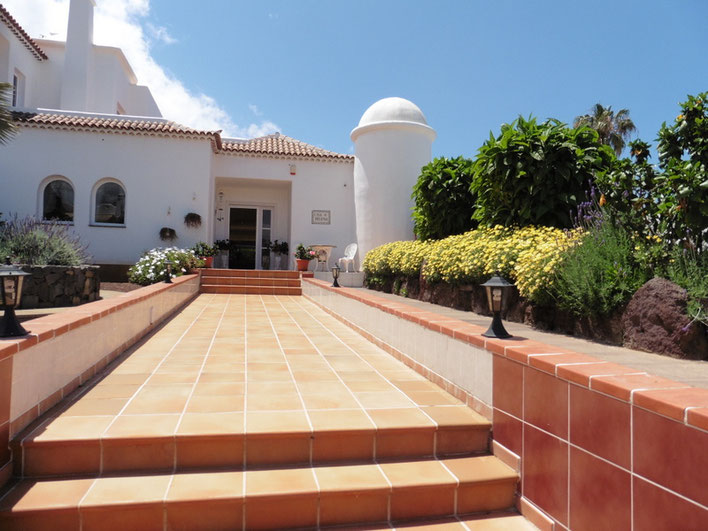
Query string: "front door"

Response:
xmin=228 ymin=207 xmax=273 ymax=269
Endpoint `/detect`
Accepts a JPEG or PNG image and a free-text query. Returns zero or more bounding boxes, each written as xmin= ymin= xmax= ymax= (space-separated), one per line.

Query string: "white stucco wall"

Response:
xmin=0 ymin=24 xmax=45 ymax=109
xmin=213 ymin=155 xmax=357 ymax=267
xmin=0 ymin=127 xmax=214 ymax=264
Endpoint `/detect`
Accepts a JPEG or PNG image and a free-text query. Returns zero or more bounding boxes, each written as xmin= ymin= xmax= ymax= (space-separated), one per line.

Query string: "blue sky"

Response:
xmin=8 ymin=0 xmax=708 ymax=158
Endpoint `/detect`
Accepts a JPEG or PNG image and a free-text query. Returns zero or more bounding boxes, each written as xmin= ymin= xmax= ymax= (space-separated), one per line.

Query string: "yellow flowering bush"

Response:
xmin=363 ymin=240 xmax=430 ymax=277
xmin=364 ymin=226 xmax=582 ymax=304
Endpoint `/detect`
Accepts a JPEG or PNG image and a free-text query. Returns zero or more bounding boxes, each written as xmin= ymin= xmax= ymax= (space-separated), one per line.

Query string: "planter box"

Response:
xmin=18 ymin=265 xmax=101 ymax=309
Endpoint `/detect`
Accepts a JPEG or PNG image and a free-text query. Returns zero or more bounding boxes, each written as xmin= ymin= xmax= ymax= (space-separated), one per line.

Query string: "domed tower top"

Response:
xmin=351 ymin=97 xmax=436 ymax=141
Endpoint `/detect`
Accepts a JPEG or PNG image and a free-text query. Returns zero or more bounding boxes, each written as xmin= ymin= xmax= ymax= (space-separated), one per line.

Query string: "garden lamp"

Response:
xmin=331 ymin=265 xmax=341 ymax=288
xmin=0 ymin=257 xmax=30 ymax=337
xmin=481 ymin=273 xmax=513 ymax=339
xmin=164 ymin=260 xmax=174 ymax=284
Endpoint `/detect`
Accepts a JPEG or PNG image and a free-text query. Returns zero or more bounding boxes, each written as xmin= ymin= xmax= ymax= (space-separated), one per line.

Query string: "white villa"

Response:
xmin=0 ymin=0 xmax=435 ymax=279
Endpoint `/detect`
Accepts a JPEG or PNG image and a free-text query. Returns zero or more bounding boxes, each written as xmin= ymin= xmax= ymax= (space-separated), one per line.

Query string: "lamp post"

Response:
xmin=331 ymin=265 xmax=341 ymax=288
xmin=480 ymin=273 xmax=513 ymax=339
xmin=0 ymin=258 xmax=30 ymax=337
xmin=164 ymin=260 xmax=173 ymax=284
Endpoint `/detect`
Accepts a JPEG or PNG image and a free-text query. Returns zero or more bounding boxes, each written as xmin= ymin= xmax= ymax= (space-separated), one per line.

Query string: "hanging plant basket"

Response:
xmin=184 ymin=212 xmax=202 ymax=228
xmin=159 ymin=227 xmax=178 ymax=241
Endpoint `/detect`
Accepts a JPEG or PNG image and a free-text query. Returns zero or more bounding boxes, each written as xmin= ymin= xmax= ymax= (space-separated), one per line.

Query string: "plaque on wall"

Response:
xmin=311 ymin=210 xmax=331 ymax=225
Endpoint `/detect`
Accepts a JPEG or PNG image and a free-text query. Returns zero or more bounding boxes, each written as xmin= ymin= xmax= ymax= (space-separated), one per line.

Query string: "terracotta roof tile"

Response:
xmin=0 ymin=5 xmax=48 ymax=60
xmin=13 ymin=111 xmax=222 ymax=149
xmin=222 ymin=133 xmax=353 ymax=161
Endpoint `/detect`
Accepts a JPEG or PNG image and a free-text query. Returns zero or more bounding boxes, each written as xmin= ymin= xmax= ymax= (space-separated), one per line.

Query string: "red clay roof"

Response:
xmin=0 ymin=5 xmax=48 ymax=60
xmin=222 ymin=133 xmax=353 ymax=161
xmin=13 ymin=111 xmax=223 ymax=150
xmin=13 ymin=112 xmax=352 ymax=161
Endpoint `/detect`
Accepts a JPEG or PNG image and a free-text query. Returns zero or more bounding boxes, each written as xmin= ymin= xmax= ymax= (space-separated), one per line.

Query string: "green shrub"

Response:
xmin=363 ymin=240 xmax=431 ymax=278
xmin=666 ymin=247 xmax=708 ymax=326
xmin=553 ymin=218 xmax=650 ymax=317
xmin=471 ymin=116 xmax=616 ymax=228
xmin=0 ymin=215 xmax=89 ymax=265
xmin=412 ymin=156 xmax=477 ymax=240
xmin=191 ymin=242 xmax=218 ymax=257
xmin=128 ymin=247 xmax=202 ymax=286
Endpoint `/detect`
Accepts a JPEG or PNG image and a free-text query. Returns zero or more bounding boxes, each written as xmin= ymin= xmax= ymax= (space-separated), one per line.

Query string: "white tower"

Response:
xmin=60 ymin=0 xmax=95 ymax=111
xmin=351 ymin=97 xmax=436 ymax=263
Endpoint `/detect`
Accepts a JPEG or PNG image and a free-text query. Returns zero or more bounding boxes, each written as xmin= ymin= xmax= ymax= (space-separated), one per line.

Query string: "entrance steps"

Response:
xmin=200 ymin=268 xmax=302 ymax=295
xmin=0 ymin=403 xmax=526 ymax=529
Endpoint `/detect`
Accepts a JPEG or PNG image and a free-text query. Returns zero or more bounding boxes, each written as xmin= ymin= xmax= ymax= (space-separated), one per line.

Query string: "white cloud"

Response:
xmin=2 ymin=0 xmax=278 ymax=137
xmin=248 ymin=104 xmax=262 ymax=116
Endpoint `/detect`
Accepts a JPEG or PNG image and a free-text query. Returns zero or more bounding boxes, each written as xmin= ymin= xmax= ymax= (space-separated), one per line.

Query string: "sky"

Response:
xmin=4 ymin=0 xmax=707 ymax=159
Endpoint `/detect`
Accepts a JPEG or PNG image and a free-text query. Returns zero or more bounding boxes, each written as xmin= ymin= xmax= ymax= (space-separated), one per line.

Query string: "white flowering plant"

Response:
xmin=127 ymin=247 xmax=203 ymax=286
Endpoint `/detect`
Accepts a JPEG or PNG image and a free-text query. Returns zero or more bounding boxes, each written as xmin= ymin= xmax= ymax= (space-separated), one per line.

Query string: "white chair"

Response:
xmin=337 ymin=243 xmax=358 ymax=272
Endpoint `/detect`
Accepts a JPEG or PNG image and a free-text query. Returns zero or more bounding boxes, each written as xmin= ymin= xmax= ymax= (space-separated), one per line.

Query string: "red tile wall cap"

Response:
xmin=308 ymin=279 xmax=708 ymax=426
xmin=686 ymin=408 xmax=708 ymax=431
xmin=633 ymin=388 xmax=708 ymax=422
xmin=2 ymin=274 xmax=198 ymax=360
xmin=590 ymin=373 xmax=690 ymax=402
xmin=528 ymin=353 xmax=601 ymax=375
xmin=556 ymin=362 xmax=644 ymax=387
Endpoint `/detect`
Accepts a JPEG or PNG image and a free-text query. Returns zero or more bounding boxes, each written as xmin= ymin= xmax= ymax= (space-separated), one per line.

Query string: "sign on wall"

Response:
xmin=311 ymin=210 xmax=331 ymax=225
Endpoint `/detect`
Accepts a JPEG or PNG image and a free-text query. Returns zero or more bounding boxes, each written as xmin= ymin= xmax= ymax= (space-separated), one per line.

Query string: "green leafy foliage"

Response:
xmin=0 ymin=215 xmax=89 ymax=265
xmin=666 ymin=247 xmax=708 ymax=326
xmin=574 ymin=104 xmax=636 ymax=156
xmin=471 ymin=116 xmax=616 ymax=228
xmin=412 ymin=156 xmax=477 ymax=240
xmin=553 ymin=218 xmax=650 ymax=317
xmin=191 ymin=242 xmax=218 ymax=257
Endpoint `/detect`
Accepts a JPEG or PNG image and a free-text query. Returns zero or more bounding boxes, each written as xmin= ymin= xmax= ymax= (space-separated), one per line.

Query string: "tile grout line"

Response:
xmin=287 ymin=296 xmax=442 ymax=431
xmin=74 ymin=295 xmax=217 ymax=510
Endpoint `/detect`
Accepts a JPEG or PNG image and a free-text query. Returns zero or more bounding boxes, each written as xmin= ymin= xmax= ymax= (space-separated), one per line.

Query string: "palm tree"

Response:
xmin=574 ymin=103 xmax=636 ymax=156
xmin=0 ymin=82 xmax=17 ymax=145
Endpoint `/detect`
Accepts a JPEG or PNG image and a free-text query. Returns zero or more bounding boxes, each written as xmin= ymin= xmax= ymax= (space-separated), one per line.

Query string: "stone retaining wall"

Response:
xmin=18 ymin=265 xmax=101 ymax=309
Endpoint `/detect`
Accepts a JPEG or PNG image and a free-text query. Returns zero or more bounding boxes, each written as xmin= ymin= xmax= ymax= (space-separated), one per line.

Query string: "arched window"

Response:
xmin=94 ymin=181 xmax=126 ymax=225
xmin=42 ymin=179 xmax=74 ymax=222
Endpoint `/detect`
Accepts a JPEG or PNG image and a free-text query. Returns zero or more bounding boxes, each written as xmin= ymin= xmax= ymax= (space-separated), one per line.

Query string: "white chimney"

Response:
xmin=60 ymin=0 xmax=96 ymax=111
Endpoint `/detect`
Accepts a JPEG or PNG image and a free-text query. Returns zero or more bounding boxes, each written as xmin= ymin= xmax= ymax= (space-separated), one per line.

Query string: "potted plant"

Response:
xmin=159 ymin=227 xmax=177 ymax=241
xmin=294 ymin=243 xmax=315 ymax=272
xmin=214 ymin=239 xmax=232 ymax=268
xmin=184 ymin=212 xmax=202 ymax=228
xmin=191 ymin=241 xmax=218 ymax=268
xmin=270 ymin=240 xmax=289 ymax=269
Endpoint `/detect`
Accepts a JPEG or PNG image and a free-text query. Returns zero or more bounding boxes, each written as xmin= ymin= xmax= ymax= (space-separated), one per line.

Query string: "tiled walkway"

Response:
xmin=34 ymin=293 xmax=474 ymax=446
xmin=2 ymin=294 xmax=530 ymax=529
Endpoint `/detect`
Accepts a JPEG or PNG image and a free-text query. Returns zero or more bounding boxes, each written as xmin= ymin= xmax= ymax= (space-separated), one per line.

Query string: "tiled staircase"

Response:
xmin=0 ymin=404 xmax=528 ymax=529
xmin=200 ymin=268 xmax=302 ymax=296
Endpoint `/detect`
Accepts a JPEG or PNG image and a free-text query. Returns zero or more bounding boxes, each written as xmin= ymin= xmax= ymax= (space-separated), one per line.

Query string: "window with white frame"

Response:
xmin=12 ymin=69 xmax=25 ymax=107
xmin=93 ymin=180 xmax=126 ymax=225
xmin=42 ymin=178 xmax=74 ymax=222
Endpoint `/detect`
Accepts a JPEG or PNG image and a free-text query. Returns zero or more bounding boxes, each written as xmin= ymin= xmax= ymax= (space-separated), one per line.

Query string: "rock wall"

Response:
xmin=19 ymin=265 xmax=101 ymax=309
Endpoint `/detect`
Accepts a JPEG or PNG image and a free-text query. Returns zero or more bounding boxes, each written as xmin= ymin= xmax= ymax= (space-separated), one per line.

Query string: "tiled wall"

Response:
xmin=0 ymin=274 xmax=200 ymax=488
xmin=303 ymin=279 xmax=708 ymax=530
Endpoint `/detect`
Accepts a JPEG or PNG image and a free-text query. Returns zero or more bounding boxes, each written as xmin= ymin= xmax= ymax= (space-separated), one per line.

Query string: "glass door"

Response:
xmin=228 ymin=206 xmax=273 ymax=270
xmin=229 ymin=207 xmax=257 ymax=269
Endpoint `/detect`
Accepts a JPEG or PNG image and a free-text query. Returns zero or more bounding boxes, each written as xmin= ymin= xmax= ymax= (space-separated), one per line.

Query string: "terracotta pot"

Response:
xmin=202 ymin=256 xmax=214 ymax=268
xmin=296 ymin=258 xmax=310 ymax=272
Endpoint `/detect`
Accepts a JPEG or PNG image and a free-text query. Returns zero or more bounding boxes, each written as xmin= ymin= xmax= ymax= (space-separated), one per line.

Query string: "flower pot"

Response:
xmin=296 ymin=258 xmax=310 ymax=272
xmin=202 ymin=256 xmax=214 ymax=268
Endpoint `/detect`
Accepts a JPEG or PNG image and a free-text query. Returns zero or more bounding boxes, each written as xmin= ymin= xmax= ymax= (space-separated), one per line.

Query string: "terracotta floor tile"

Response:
xmin=167 ymin=471 xmax=244 ymax=501
xmin=82 ymin=384 xmax=141 ymax=399
xmin=245 ymin=467 xmax=318 ymax=496
xmin=380 ymin=460 xmax=455 ymax=488
xmin=0 ymin=478 xmax=94 ymax=511
xmin=246 ymin=392 xmax=302 ymax=411
xmin=356 ymin=391 xmax=416 ymax=408
xmin=245 ymin=410 xmax=311 ymax=434
xmin=177 ymin=412 xmax=244 ymax=435
xmin=308 ymin=409 xmax=376 ymax=431
xmin=368 ymin=408 xmax=436 ymax=430
xmin=81 ymin=475 xmax=171 ymax=506
xmin=147 ymin=373 xmax=199 ymax=384
xmin=405 ymin=390 xmax=464 ymax=406
xmin=59 ymin=398 xmax=129 ymax=417
xmin=103 ymin=414 xmax=180 ymax=438
xmin=186 ymin=395 xmax=244 ymax=413
xmin=29 ymin=416 xmax=114 ymax=442
xmin=102 ymin=437 xmax=174 ymax=473
xmin=192 ymin=382 xmax=245 ymax=396
xmin=302 ymin=393 xmax=360 ymax=409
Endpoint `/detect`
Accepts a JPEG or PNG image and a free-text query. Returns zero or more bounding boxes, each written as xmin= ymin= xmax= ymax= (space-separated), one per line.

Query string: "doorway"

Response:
xmin=228 ymin=206 xmax=272 ymax=269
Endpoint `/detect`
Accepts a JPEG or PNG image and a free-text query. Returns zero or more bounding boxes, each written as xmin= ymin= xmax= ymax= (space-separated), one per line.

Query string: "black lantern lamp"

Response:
xmin=0 ymin=258 xmax=30 ymax=337
xmin=164 ymin=260 xmax=174 ymax=284
xmin=481 ymin=273 xmax=513 ymax=339
xmin=331 ymin=265 xmax=341 ymax=288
